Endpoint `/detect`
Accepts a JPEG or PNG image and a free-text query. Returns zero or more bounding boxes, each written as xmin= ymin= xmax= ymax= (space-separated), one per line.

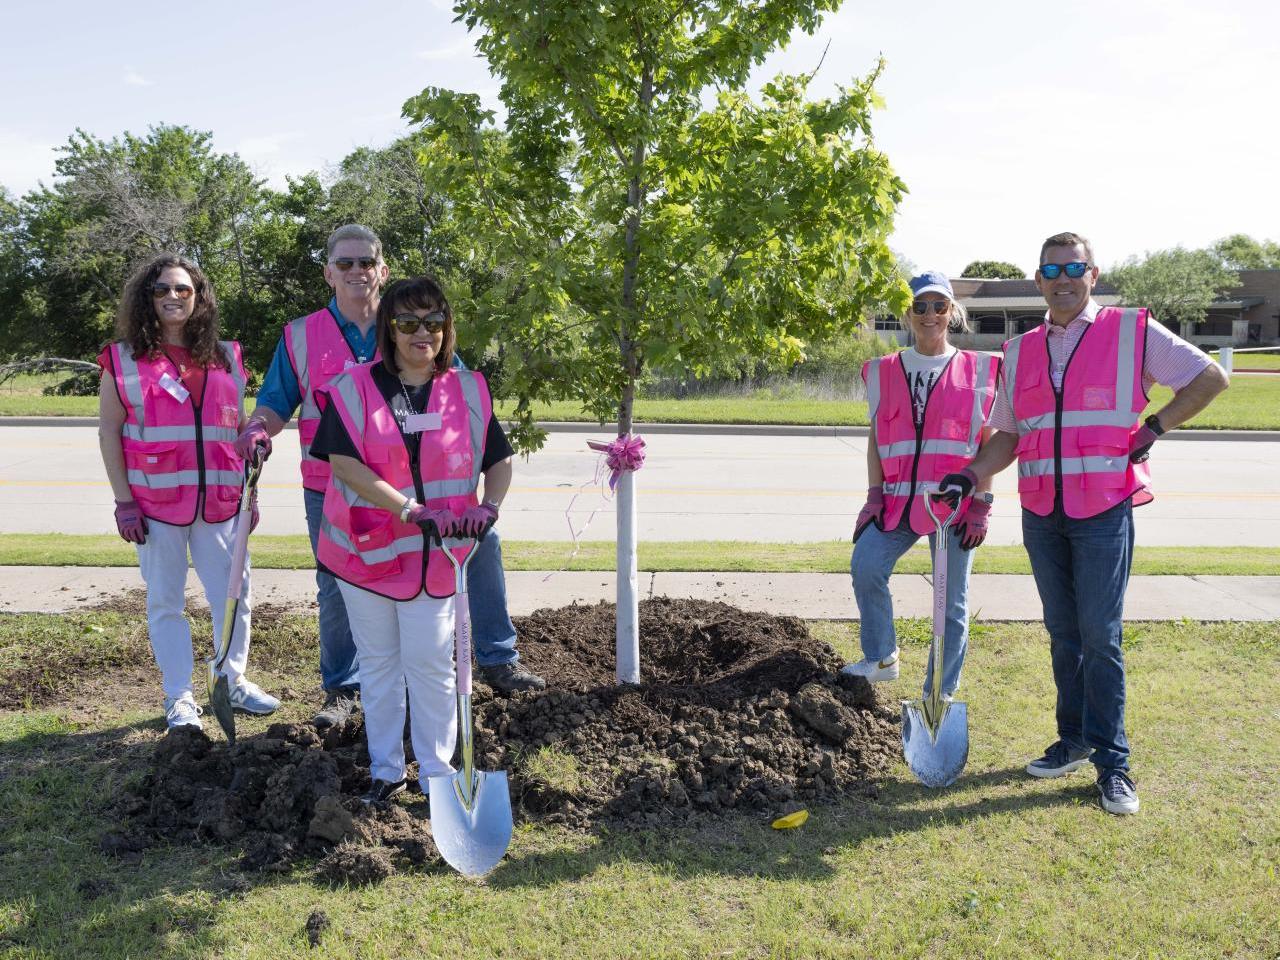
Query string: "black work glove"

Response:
xmin=934 ymin=468 xmax=978 ymax=508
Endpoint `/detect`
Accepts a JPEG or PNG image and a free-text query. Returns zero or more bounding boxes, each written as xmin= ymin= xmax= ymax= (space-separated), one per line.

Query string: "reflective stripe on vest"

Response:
xmin=1008 ymin=307 xmax=1151 ymax=518
xmin=865 ymin=350 xmax=999 ymax=536
xmin=315 ymin=365 xmax=491 ymax=600
xmin=285 ymin=308 xmax=377 ymax=492
xmin=109 ymin=340 xmax=247 ymax=526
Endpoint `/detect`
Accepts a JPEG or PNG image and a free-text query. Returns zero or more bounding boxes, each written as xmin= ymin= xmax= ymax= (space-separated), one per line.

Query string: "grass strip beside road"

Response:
xmin=3 ymin=533 xmax=1278 ymax=576
xmin=0 ymin=614 xmax=1276 ymax=959
xmin=4 ymin=372 xmax=1280 ymax=428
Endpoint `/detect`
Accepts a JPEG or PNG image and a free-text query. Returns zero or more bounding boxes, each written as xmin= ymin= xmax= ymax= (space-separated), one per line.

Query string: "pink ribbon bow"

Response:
xmin=586 ymin=434 xmax=647 ymax=490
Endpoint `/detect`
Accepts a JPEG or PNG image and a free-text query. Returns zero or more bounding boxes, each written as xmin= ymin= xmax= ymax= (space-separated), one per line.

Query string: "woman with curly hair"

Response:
xmin=97 ymin=253 xmax=280 ymax=731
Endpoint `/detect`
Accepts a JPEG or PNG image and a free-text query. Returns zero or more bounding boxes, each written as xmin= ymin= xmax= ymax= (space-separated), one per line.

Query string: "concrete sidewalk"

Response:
xmin=4 ymin=566 xmax=1278 ymax=621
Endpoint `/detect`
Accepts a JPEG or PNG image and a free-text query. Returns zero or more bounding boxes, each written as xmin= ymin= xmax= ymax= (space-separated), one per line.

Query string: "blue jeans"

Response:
xmin=851 ymin=520 xmax=974 ymax=697
xmin=1022 ymin=499 xmax=1134 ymax=772
xmin=305 ymin=487 xmax=358 ymax=692
xmin=303 ymin=487 xmax=522 ymax=687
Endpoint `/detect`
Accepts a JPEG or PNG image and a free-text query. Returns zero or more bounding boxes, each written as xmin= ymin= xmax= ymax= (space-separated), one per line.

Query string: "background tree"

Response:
xmin=960 ymin=259 xmax=1024 ymax=279
xmin=1106 ymin=247 xmax=1236 ymax=330
xmin=1212 ymin=233 xmax=1280 ymax=270
xmin=404 ymin=0 xmax=907 ymax=682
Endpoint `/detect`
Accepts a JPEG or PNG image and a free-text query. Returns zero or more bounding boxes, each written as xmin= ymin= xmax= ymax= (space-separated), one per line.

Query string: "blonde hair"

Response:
xmin=898 ymin=298 xmax=971 ymax=335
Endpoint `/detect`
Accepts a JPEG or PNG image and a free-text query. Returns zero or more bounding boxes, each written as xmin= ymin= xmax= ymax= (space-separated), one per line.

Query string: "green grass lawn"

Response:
xmin=4 ymin=371 xmax=1279 ymax=429
xmin=1211 ymin=348 xmax=1280 ymax=370
xmin=0 ymin=612 xmax=1276 ymax=959
xmin=3 ymin=533 xmax=1279 ymax=576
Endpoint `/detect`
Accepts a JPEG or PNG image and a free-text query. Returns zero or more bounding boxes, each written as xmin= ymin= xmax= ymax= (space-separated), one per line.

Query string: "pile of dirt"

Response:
xmin=104 ymin=598 xmax=899 ymax=879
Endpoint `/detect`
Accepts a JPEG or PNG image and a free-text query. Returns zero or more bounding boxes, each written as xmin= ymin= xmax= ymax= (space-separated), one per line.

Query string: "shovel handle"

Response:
xmin=455 ymin=588 xmax=472 ymax=696
xmin=226 ymin=462 xmax=260 ymax=601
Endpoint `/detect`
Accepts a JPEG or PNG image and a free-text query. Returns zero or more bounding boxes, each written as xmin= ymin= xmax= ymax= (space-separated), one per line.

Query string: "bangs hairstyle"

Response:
xmin=899 ymin=298 xmax=971 ymax=335
xmin=114 ymin=253 xmax=227 ymax=369
xmin=377 ymin=277 xmax=456 ymax=376
xmin=1039 ymin=231 xmax=1094 ymax=268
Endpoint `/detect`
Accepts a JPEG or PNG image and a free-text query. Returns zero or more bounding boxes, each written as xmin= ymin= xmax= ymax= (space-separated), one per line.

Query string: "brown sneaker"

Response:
xmin=313 ymin=688 xmax=360 ymax=729
xmin=478 ymin=662 xmax=546 ymax=694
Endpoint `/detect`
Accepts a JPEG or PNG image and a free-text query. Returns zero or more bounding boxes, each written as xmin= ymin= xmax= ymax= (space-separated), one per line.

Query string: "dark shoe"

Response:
xmin=313 ymin=689 xmax=360 ymax=729
xmin=1026 ymin=740 xmax=1091 ymax=778
xmin=360 ymin=777 xmax=407 ymax=805
xmin=478 ymin=661 xmax=546 ymax=694
xmin=1097 ymin=768 xmax=1140 ymax=815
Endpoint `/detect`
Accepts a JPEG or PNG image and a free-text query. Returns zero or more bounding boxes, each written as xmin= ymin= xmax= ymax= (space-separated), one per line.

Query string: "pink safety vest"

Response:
xmin=1004 ymin=306 xmax=1153 ymax=518
xmin=284 ymin=307 xmax=380 ymax=492
xmin=315 ymin=364 xmax=491 ymax=600
xmin=100 ymin=341 xmax=247 ymax=526
xmin=864 ymin=350 xmax=1000 ymax=535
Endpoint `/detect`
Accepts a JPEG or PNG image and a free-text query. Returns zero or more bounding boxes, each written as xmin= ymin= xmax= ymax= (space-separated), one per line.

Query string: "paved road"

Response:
xmin=3 ymin=424 xmax=1279 ymax=547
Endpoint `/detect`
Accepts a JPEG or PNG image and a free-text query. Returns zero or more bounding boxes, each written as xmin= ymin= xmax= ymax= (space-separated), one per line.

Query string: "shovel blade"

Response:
xmin=901 ymin=699 xmax=968 ymax=788
xmin=429 ymin=769 xmax=513 ymax=877
xmin=207 ymin=666 xmax=236 ymax=745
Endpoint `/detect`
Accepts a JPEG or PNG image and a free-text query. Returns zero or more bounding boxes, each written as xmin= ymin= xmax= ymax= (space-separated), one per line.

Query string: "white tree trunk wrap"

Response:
xmin=615 ymin=468 xmax=640 ymax=684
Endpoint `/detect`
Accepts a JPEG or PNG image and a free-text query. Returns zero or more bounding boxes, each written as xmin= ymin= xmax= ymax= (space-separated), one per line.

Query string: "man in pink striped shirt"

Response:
xmin=938 ymin=231 xmax=1229 ymax=816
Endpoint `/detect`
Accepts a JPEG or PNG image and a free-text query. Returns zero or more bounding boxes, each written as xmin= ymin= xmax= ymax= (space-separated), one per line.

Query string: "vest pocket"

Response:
xmin=123 ymin=443 xmax=182 ymax=502
xmin=344 ymin=506 xmax=404 ymax=579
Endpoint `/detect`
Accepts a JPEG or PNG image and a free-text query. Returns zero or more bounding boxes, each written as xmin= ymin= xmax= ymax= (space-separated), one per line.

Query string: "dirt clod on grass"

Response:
xmin=107 ymin=598 xmax=899 ymax=879
xmin=305 ymin=908 xmax=330 ymax=948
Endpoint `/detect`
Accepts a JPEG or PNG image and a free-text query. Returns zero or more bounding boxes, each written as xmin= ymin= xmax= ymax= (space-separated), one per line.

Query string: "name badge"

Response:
xmin=158 ymin=372 xmax=190 ymax=403
xmin=403 ymin=412 xmax=442 ymax=433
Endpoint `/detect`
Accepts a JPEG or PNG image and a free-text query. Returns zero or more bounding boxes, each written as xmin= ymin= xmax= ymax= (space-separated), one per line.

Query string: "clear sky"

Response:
xmin=3 ymin=0 xmax=1276 ymax=276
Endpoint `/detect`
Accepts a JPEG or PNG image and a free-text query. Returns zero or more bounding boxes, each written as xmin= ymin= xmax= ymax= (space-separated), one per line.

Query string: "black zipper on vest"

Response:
xmin=394 ymin=384 xmax=431 ymax=593
xmin=1051 ymin=324 xmax=1092 ymax=510
xmin=899 ymin=352 xmax=956 ymax=526
xmin=164 ymin=352 xmax=206 ymax=524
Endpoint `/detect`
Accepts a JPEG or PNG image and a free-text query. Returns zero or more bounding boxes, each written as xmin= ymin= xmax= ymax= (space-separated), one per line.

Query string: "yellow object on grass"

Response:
xmin=771 ymin=810 xmax=809 ymax=830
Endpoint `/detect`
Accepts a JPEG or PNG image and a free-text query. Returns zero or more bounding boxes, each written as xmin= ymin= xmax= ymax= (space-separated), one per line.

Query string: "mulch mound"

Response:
xmin=103 ymin=598 xmax=900 ymax=881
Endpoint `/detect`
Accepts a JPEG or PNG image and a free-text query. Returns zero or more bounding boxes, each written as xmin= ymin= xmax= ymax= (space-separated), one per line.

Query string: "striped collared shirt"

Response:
xmin=988 ymin=299 xmax=1215 ymax=434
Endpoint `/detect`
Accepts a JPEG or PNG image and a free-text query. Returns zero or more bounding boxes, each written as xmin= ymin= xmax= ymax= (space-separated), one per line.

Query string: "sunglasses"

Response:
xmin=151 ymin=283 xmax=194 ymax=300
xmin=391 ymin=312 xmax=446 ymax=335
xmin=911 ymin=300 xmax=952 ymax=316
xmin=1038 ymin=261 xmax=1090 ymax=280
xmin=330 ymin=257 xmax=378 ymax=272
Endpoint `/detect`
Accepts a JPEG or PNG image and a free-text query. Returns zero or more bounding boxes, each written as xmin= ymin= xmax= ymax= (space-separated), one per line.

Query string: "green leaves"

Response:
xmin=1107 ymin=247 xmax=1237 ymax=330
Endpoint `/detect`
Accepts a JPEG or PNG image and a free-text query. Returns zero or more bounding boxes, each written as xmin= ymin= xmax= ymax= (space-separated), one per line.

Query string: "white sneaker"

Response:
xmin=164 ymin=694 xmax=204 ymax=730
xmin=840 ymin=650 xmax=900 ymax=682
xmin=228 ymin=678 xmax=281 ymax=715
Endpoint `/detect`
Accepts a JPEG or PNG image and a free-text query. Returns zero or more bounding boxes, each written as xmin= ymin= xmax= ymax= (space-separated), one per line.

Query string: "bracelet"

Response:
xmin=482 ymin=500 xmax=501 ymax=512
xmin=399 ymin=498 xmax=417 ymax=523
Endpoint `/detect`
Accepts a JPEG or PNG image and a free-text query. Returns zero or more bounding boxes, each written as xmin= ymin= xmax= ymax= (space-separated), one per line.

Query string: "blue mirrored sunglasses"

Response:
xmin=1039 ymin=261 xmax=1090 ymax=280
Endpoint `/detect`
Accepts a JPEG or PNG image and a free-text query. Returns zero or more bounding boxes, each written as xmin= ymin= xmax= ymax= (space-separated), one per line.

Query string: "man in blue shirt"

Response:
xmin=235 ymin=224 xmax=544 ymax=728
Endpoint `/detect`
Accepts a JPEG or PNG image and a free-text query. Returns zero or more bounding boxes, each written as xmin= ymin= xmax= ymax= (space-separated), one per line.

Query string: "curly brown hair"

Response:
xmin=114 ymin=254 xmax=228 ymax=369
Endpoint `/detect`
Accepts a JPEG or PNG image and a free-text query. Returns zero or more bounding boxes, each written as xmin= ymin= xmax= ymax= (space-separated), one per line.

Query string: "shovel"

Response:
xmin=429 ymin=537 xmax=513 ymax=877
xmin=204 ymin=457 xmax=262 ymax=745
xmin=901 ymin=488 xmax=969 ymax=788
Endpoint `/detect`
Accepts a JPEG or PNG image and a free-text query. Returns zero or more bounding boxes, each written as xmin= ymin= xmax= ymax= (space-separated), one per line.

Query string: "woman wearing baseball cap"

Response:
xmin=842 ymin=271 xmax=1001 ymax=699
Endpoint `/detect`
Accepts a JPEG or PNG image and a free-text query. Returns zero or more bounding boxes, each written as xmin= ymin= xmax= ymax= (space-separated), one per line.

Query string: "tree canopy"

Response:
xmin=960 ymin=259 xmax=1023 ymax=279
xmin=1212 ymin=233 xmax=1280 ymax=270
xmin=1106 ymin=247 xmax=1236 ymax=330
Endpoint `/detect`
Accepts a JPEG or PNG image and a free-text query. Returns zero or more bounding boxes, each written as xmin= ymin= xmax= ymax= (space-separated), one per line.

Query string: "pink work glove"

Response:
xmin=852 ymin=486 xmax=884 ymax=543
xmin=1128 ymin=425 xmax=1159 ymax=464
xmin=407 ymin=504 xmax=456 ymax=546
xmin=234 ymin=420 xmax=272 ymax=465
xmin=456 ymin=502 xmax=499 ymax=540
xmin=114 ymin=500 xmax=148 ymax=544
xmin=957 ymin=498 xmax=991 ymax=551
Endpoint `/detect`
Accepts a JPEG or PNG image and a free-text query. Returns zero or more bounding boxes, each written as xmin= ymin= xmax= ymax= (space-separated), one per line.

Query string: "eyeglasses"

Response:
xmin=1038 ymin=261 xmax=1090 ymax=280
xmin=911 ymin=300 xmax=952 ymax=316
xmin=151 ymin=283 xmax=194 ymax=300
xmin=391 ymin=312 xmax=446 ymax=335
xmin=329 ymin=257 xmax=378 ymax=272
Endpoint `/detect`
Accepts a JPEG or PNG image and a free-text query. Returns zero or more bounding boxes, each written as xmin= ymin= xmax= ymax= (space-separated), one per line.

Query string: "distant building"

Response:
xmin=876 ymin=270 xmax=1280 ymax=350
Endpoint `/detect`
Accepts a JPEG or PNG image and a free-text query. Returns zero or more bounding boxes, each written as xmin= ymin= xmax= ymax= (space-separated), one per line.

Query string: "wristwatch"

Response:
xmin=1144 ymin=414 xmax=1165 ymax=436
xmin=399 ymin=498 xmax=417 ymax=522
xmin=975 ymin=492 xmax=994 ymax=505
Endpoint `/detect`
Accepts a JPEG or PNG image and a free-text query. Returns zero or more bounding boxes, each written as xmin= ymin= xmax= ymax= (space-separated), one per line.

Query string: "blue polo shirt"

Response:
xmin=255 ymin=298 xmax=380 ymax=422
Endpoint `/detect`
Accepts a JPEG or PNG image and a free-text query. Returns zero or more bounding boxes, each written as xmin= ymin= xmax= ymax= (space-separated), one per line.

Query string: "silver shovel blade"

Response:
xmin=207 ymin=666 xmax=236 ymax=745
xmin=901 ymin=699 xmax=968 ymax=788
xmin=429 ymin=769 xmax=513 ymax=877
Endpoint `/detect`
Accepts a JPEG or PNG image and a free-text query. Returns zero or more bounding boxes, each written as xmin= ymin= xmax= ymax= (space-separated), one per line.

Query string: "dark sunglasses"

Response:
xmin=330 ymin=257 xmax=378 ymax=272
xmin=1039 ymin=261 xmax=1090 ymax=280
xmin=911 ymin=300 xmax=952 ymax=316
xmin=391 ymin=312 xmax=446 ymax=335
xmin=151 ymin=283 xmax=194 ymax=300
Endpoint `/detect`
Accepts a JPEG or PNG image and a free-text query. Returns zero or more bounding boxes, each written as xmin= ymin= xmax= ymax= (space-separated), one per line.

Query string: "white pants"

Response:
xmin=136 ymin=516 xmax=252 ymax=701
xmin=337 ymin=582 xmax=457 ymax=784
